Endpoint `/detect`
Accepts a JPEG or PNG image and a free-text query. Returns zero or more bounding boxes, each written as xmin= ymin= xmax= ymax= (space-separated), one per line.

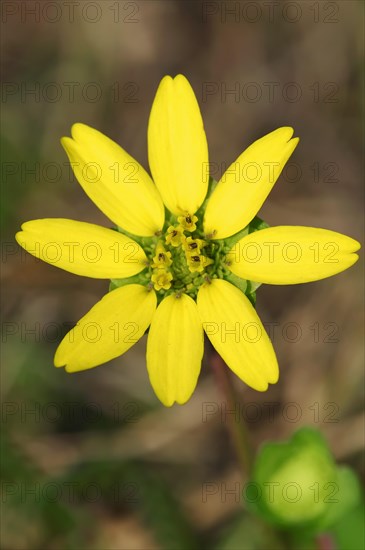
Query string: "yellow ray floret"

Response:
xmin=197 ymin=279 xmax=279 ymax=391
xmin=146 ymin=293 xmax=204 ymax=406
xmin=15 ymin=219 xmax=147 ymax=278
xmin=148 ymin=75 xmax=209 ymax=216
xmin=203 ymin=127 xmax=299 ymax=239
xmin=226 ymin=226 xmax=360 ymax=284
xmin=62 ymin=124 xmax=165 ymax=236
xmin=54 ymin=284 xmax=157 ymax=372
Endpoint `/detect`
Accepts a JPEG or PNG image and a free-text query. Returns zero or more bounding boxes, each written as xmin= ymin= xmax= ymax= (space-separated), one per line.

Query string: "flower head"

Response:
xmin=16 ymin=75 xmax=360 ymax=406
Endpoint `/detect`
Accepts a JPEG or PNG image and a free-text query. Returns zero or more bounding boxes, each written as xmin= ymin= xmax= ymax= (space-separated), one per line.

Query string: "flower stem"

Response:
xmin=211 ymin=350 xmax=291 ymax=550
xmin=316 ymin=534 xmax=337 ymax=550
xmin=210 ymin=351 xmax=254 ymax=475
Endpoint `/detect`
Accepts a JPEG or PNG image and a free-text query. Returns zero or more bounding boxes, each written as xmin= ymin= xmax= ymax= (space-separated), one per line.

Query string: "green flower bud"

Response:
xmin=247 ymin=428 xmax=360 ymax=531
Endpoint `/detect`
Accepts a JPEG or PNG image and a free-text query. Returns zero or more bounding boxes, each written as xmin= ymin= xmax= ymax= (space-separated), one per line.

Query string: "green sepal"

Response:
xmin=221 ymin=216 xmax=269 ymax=301
xmin=224 ymin=271 xmax=248 ymax=294
xmin=314 ymin=466 xmax=361 ymax=532
xmin=195 ymin=176 xmax=219 ymax=227
xmin=223 ymin=272 xmax=258 ymax=306
xmin=109 ymin=270 xmax=149 ymax=292
xmin=246 ymin=281 xmax=259 ymax=296
xmin=246 ymin=289 xmax=257 ymax=306
xmin=221 ymin=215 xmax=269 ymax=250
xmin=114 ymin=225 xmax=158 ymax=251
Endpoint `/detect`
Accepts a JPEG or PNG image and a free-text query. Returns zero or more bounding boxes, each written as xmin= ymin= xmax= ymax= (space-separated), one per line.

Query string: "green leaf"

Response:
xmin=330 ymin=502 xmax=365 ymax=550
xmin=215 ymin=512 xmax=288 ymax=550
xmin=316 ymin=467 xmax=362 ymax=531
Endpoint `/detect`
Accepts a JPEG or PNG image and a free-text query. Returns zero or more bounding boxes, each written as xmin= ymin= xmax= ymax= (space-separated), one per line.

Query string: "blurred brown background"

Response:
xmin=1 ymin=1 xmax=364 ymax=548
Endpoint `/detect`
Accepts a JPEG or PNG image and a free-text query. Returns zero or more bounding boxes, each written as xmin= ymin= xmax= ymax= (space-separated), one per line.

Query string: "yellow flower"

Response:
xmin=15 ymin=75 xmax=360 ymax=406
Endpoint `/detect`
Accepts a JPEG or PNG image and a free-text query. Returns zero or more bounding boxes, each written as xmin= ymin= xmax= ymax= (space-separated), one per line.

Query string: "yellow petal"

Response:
xmin=148 ymin=75 xmax=209 ymax=215
xmin=197 ymin=279 xmax=278 ymax=391
xmin=204 ymin=128 xmax=299 ymax=239
xmin=146 ymin=293 xmax=204 ymax=406
xmin=62 ymin=123 xmax=164 ymax=236
xmin=226 ymin=226 xmax=360 ymax=284
xmin=54 ymin=285 xmax=156 ymax=371
xmin=15 ymin=219 xmax=147 ymax=278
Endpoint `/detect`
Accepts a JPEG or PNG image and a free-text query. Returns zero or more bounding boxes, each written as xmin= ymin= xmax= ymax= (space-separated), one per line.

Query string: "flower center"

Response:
xmin=147 ymin=212 xmax=222 ymax=299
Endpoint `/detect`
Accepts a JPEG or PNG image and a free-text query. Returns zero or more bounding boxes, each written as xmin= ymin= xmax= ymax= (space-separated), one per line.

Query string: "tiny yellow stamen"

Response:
xmin=165 ymin=225 xmax=185 ymax=247
xmin=177 ymin=213 xmax=198 ymax=232
xmin=151 ymin=269 xmax=173 ymax=291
